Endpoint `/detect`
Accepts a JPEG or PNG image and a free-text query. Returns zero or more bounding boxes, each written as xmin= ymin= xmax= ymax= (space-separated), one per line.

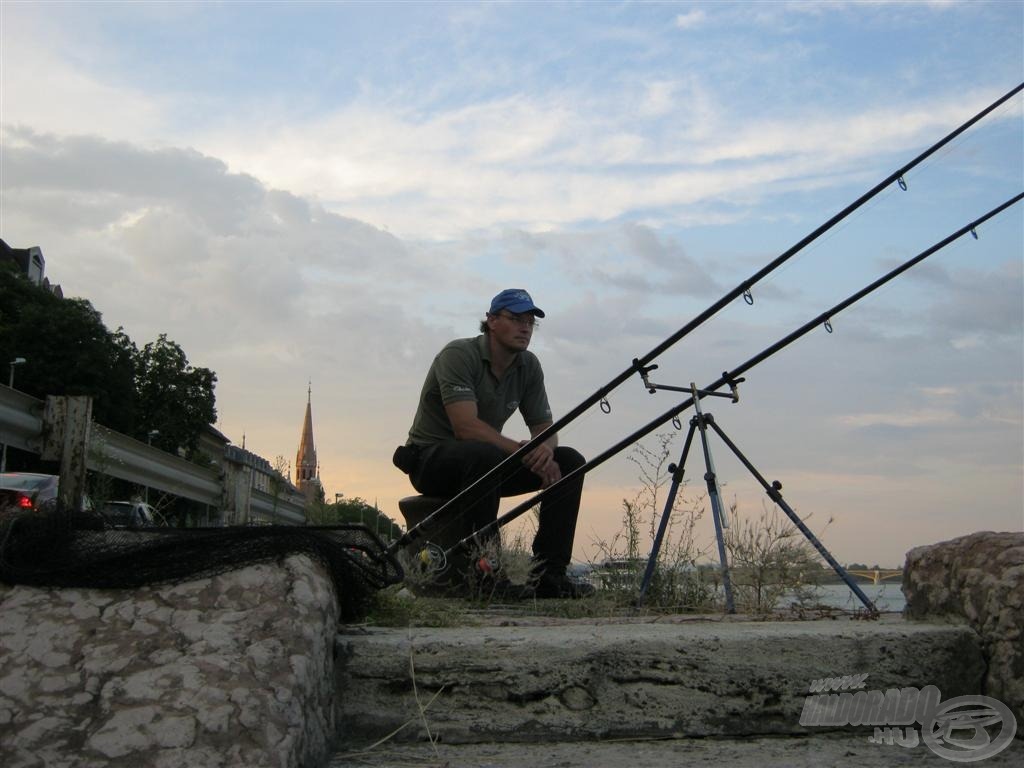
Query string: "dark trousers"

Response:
xmin=409 ymin=440 xmax=585 ymax=573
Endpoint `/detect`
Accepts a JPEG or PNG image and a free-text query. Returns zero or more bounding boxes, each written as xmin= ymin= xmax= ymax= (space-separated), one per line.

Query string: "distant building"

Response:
xmin=0 ymin=239 xmax=62 ymax=297
xmin=223 ymin=443 xmax=306 ymax=525
xmin=197 ymin=424 xmax=231 ymax=469
xmin=295 ymin=384 xmax=324 ymax=503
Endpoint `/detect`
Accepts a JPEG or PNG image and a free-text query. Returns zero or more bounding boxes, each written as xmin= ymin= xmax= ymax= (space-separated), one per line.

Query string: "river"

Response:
xmin=784 ymin=581 xmax=905 ymax=612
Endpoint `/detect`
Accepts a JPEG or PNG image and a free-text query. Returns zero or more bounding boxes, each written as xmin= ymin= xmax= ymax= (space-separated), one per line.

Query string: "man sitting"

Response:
xmin=395 ymin=289 xmax=592 ymax=598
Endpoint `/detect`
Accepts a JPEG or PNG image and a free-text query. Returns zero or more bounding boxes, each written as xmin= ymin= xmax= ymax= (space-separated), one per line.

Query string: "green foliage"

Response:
xmin=0 ymin=265 xmax=137 ymax=433
xmin=307 ymin=496 xmax=402 ymax=539
xmin=0 ymin=266 xmax=216 ymax=460
xmin=364 ymin=587 xmax=472 ymax=628
xmin=134 ymin=334 xmax=217 ymax=458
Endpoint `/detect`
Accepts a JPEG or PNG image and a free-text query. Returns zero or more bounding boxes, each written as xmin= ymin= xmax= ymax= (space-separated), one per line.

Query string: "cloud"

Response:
xmin=923 ymin=260 xmax=1024 ymax=338
xmin=1 ymin=1 xmax=1019 ymax=570
xmin=6 ymin=2 xmax=1018 ymax=243
xmin=170 ymin=79 xmax=1018 ymax=240
xmin=3 ymin=127 xmax=265 ymax=235
xmin=0 ymin=10 xmax=171 ymax=143
xmin=0 ymin=127 xmax=422 ymax=342
xmin=674 ymin=10 xmax=707 ymax=30
xmin=639 ymin=81 xmax=679 ymax=118
xmin=835 ymin=409 xmax=956 ymax=429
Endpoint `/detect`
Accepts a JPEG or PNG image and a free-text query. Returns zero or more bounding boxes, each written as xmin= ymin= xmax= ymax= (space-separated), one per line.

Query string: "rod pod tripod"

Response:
xmin=636 ymin=374 xmax=877 ymax=614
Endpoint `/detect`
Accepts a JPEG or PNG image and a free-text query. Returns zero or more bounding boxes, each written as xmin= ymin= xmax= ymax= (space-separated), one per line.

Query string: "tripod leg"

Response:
xmin=705 ymin=418 xmax=878 ymax=614
xmin=638 ymin=421 xmax=698 ymax=606
xmin=695 ymin=413 xmax=736 ymax=614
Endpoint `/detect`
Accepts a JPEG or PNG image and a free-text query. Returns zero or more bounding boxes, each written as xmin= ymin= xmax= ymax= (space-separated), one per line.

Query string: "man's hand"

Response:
xmin=521 ymin=441 xmax=562 ymax=488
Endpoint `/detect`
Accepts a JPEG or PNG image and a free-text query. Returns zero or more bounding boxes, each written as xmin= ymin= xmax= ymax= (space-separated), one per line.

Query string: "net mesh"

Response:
xmin=0 ymin=505 xmax=404 ymax=622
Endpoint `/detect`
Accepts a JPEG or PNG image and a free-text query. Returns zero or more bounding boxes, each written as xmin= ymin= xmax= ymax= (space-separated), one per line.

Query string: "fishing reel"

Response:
xmin=414 ymin=542 xmax=448 ymax=575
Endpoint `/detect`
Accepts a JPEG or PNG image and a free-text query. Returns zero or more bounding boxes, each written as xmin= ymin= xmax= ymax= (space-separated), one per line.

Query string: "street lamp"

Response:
xmin=145 ymin=430 xmax=159 ymax=502
xmin=1 ymin=358 xmax=27 ymax=473
xmin=333 ymin=493 xmax=344 ymax=525
xmin=8 ymin=357 xmax=25 ymax=389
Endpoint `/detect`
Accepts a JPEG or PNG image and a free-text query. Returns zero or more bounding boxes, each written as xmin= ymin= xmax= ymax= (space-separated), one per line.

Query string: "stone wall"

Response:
xmin=0 ymin=555 xmax=339 ymax=768
xmin=903 ymin=531 xmax=1024 ymax=733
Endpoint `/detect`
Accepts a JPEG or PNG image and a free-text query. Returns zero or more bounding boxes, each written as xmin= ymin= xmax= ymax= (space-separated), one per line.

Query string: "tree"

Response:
xmin=308 ymin=496 xmax=402 ymax=540
xmin=134 ymin=334 xmax=216 ymax=458
xmin=0 ymin=264 xmax=137 ymax=434
xmin=267 ymin=455 xmax=291 ymax=523
xmin=0 ymin=267 xmax=216 ymax=459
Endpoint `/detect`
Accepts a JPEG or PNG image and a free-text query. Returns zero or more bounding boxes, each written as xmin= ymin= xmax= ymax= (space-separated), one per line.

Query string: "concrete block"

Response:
xmin=335 ymin=616 xmax=984 ymax=744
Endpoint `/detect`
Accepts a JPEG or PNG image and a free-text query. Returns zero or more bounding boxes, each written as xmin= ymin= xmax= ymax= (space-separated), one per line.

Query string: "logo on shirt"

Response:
xmin=507 ymin=400 xmax=519 ymax=411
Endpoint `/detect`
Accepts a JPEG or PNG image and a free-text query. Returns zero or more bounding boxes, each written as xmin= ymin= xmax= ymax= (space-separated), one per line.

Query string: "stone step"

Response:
xmin=333 ymin=615 xmax=986 ymax=747
xmin=328 ymin=732 xmax=1024 ymax=768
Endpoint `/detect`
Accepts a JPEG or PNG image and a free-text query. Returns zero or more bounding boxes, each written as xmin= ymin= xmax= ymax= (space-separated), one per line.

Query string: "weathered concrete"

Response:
xmin=0 ymin=555 xmax=339 ymax=768
xmin=903 ymin=531 xmax=1024 ymax=731
xmin=329 ymin=732 xmax=1024 ymax=768
xmin=334 ymin=616 xmax=985 ymax=746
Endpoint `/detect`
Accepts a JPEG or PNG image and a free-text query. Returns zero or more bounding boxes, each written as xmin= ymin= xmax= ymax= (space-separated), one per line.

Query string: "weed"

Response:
xmin=723 ymin=500 xmax=828 ymax=614
xmin=363 ymin=586 xmax=475 ymax=628
xmin=590 ymin=433 xmax=715 ymax=612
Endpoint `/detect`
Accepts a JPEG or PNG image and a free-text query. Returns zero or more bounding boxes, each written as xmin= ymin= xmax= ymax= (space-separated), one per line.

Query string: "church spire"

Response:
xmin=296 ymin=381 xmax=321 ymax=501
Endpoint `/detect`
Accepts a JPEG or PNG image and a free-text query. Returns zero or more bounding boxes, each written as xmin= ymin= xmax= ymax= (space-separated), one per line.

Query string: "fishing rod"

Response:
xmin=441 ymin=191 xmax=1023 ymax=560
xmin=388 ymin=82 xmax=1023 ymax=557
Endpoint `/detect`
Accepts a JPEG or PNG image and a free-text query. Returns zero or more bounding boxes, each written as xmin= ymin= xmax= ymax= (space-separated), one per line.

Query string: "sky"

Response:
xmin=1 ymin=0 xmax=1022 ymax=569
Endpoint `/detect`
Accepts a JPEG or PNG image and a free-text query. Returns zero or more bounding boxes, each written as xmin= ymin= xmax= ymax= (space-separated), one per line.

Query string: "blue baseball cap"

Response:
xmin=489 ymin=288 xmax=545 ymax=318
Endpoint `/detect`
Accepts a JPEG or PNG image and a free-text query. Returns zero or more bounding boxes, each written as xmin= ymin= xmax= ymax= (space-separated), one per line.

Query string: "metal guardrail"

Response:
xmin=0 ymin=386 xmax=43 ymax=454
xmin=0 ymin=385 xmax=305 ymax=524
xmin=90 ymin=424 xmax=223 ymax=506
xmin=250 ymin=488 xmax=304 ymax=524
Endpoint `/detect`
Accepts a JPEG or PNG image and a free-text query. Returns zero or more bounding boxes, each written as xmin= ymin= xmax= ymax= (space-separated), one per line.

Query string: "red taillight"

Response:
xmin=17 ymin=495 xmax=33 ymax=509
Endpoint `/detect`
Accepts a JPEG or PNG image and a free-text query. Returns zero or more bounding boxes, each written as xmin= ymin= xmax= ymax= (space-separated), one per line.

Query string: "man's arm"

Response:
xmin=528 ymin=423 xmax=561 ymax=483
xmin=444 ymin=403 xmax=561 ymax=487
xmin=528 ymin=421 xmax=558 ymax=449
xmin=444 ymin=400 xmax=521 ymax=454
xmin=526 ymin=421 xmax=561 ymax=487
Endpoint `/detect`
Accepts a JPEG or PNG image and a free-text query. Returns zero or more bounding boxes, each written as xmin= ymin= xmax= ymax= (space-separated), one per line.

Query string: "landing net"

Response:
xmin=0 ymin=506 xmax=403 ymax=621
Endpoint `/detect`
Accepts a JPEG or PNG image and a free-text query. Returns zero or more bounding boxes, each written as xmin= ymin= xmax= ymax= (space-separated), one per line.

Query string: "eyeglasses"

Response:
xmin=496 ymin=311 xmax=539 ymax=329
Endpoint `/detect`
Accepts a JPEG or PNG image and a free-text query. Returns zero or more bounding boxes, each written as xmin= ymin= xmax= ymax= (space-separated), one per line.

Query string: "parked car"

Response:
xmin=98 ymin=500 xmax=166 ymax=529
xmin=0 ymin=473 xmax=59 ymax=512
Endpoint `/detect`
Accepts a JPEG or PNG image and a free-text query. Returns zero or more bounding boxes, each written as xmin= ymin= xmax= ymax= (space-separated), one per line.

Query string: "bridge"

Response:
xmin=847 ymin=569 xmax=903 ymax=585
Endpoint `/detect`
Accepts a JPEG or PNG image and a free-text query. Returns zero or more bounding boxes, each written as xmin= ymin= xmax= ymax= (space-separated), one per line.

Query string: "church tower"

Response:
xmin=295 ymin=383 xmax=323 ymax=502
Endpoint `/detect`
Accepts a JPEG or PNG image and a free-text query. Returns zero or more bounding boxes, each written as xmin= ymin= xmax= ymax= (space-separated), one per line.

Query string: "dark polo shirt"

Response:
xmin=407 ymin=335 xmax=552 ymax=446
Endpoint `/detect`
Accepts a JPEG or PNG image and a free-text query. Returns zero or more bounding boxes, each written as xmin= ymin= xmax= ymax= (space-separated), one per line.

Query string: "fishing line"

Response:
xmin=442 ymin=192 xmax=1023 ymax=558
xmin=746 ymin=94 xmax=1017 ymax=319
xmin=688 ymin=92 xmax=1020 ymax=322
xmin=388 ymin=82 xmax=1024 ymax=558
